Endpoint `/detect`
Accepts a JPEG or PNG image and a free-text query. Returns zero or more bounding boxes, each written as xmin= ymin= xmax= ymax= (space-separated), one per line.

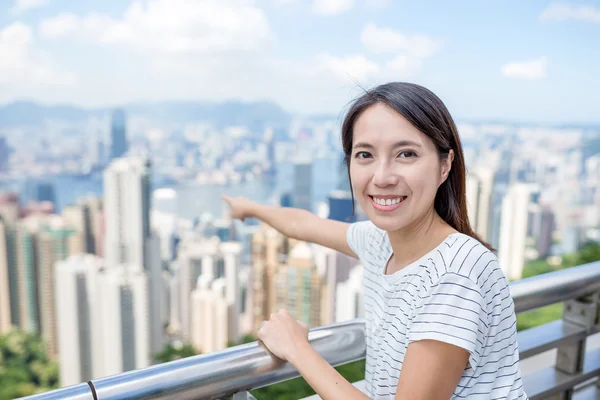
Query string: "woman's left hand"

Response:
xmin=257 ymin=309 xmax=310 ymax=362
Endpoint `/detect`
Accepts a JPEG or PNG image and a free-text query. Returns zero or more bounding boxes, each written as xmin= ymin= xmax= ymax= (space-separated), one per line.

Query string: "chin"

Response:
xmin=367 ymin=214 xmax=408 ymax=233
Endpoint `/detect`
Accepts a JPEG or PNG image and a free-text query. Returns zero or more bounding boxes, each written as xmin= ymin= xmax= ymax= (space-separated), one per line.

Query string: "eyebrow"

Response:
xmin=352 ymin=140 xmax=422 ymax=150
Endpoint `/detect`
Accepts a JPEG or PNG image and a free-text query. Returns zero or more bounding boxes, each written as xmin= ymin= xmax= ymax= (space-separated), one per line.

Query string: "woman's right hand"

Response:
xmin=221 ymin=195 xmax=257 ymax=221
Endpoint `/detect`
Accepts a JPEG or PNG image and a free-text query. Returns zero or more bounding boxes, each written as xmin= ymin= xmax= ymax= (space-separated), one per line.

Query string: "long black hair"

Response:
xmin=341 ymin=82 xmax=493 ymax=251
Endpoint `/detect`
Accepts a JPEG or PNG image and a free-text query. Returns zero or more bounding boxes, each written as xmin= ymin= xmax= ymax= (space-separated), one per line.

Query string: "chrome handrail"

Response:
xmin=20 ymin=261 xmax=600 ymax=400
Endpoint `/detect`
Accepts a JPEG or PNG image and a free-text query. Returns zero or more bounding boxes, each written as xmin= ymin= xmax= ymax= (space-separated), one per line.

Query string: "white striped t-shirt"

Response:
xmin=347 ymin=221 xmax=527 ymax=399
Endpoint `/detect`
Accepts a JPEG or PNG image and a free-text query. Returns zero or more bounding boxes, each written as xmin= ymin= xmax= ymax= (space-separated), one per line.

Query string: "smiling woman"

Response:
xmin=223 ymin=82 xmax=527 ymax=400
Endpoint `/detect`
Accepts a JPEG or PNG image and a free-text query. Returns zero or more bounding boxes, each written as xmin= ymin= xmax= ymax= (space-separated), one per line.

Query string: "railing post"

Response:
xmin=227 ymin=390 xmax=258 ymax=400
xmin=550 ymin=292 xmax=600 ymax=400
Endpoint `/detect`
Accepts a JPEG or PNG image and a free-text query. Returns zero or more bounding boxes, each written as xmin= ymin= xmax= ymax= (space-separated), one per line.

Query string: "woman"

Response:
xmin=222 ymin=82 xmax=526 ymax=399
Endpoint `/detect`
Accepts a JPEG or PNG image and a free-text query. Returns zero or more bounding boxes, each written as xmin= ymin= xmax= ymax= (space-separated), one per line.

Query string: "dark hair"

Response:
xmin=341 ymin=82 xmax=494 ymax=251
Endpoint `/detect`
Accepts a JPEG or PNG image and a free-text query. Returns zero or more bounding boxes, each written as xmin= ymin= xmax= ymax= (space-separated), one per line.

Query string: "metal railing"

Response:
xmin=22 ymin=261 xmax=600 ymax=400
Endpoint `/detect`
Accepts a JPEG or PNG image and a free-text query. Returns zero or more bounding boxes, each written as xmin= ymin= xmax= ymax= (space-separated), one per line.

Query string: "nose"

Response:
xmin=372 ymin=162 xmax=399 ymax=188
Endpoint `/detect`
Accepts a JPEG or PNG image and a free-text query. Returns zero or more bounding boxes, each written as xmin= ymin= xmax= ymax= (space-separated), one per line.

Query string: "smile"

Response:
xmin=369 ymin=195 xmax=407 ymax=212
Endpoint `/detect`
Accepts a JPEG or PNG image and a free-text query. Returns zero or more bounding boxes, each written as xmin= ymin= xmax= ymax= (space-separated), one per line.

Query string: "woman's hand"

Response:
xmin=221 ymin=195 xmax=257 ymax=221
xmin=257 ymin=309 xmax=310 ymax=362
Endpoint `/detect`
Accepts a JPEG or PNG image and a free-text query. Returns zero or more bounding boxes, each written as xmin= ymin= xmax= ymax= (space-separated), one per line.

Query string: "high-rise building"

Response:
xmin=55 ymin=254 xmax=103 ymax=387
xmin=327 ymin=190 xmax=355 ymax=223
xmin=110 ymin=109 xmax=128 ymax=160
xmin=280 ymin=192 xmax=293 ymax=208
xmin=37 ymin=220 xmax=76 ymax=359
xmin=314 ymin=247 xmax=360 ymax=325
xmin=274 ymin=242 xmax=323 ymax=327
xmin=190 ymin=277 xmax=229 ymax=353
xmin=104 ymin=157 xmax=152 ymax=269
xmin=25 ymin=180 xmax=56 ymax=205
xmin=0 ymin=219 xmax=11 ymax=334
xmin=62 ymin=197 xmax=103 ymax=256
xmin=0 ymin=136 xmax=11 ymax=171
xmin=466 ymin=167 xmax=495 ymax=241
xmin=293 ymin=161 xmax=312 ymax=211
xmin=335 ymin=264 xmax=364 ymax=322
xmin=498 ymin=183 xmax=533 ymax=281
xmin=15 ymin=217 xmax=42 ymax=333
xmin=175 ymin=236 xmax=242 ymax=341
xmin=95 ymin=264 xmax=150 ymax=377
xmin=537 ymin=207 xmax=555 ymax=258
xmin=251 ymin=225 xmax=292 ymax=331
xmin=145 ymin=234 xmax=165 ymax=357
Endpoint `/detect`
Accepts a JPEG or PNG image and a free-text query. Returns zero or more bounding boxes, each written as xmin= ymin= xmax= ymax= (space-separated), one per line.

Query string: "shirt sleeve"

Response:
xmin=407 ymin=272 xmax=488 ymax=371
xmin=346 ymin=221 xmax=374 ymax=260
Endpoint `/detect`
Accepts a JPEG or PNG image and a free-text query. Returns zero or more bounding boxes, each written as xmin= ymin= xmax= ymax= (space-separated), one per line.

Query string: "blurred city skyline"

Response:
xmin=0 ymin=0 xmax=599 ymax=123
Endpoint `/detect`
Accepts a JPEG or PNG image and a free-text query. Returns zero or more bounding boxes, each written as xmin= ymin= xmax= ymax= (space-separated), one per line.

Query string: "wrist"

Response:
xmin=288 ymin=339 xmax=313 ymax=366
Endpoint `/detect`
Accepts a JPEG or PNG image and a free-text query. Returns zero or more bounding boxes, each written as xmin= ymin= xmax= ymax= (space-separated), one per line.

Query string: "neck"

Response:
xmin=386 ymin=209 xmax=456 ymax=272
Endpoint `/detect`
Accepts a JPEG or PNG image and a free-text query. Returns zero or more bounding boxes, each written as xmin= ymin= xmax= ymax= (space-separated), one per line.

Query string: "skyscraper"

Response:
xmin=466 ymin=167 xmax=495 ymax=242
xmin=327 ymin=190 xmax=355 ymax=223
xmin=0 ymin=219 xmax=11 ymax=334
xmin=335 ymin=265 xmax=364 ymax=323
xmin=293 ymin=161 xmax=312 ymax=212
xmin=0 ymin=136 xmax=10 ymax=171
xmin=498 ymin=183 xmax=533 ymax=281
xmin=37 ymin=220 xmax=76 ymax=359
xmin=110 ymin=109 xmax=128 ymax=160
xmin=95 ymin=264 xmax=150 ymax=377
xmin=104 ymin=157 xmax=152 ymax=269
xmin=55 ymin=254 xmax=103 ymax=387
xmin=62 ymin=197 xmax=103 ymax=256
xmin=251 ymin=225 xmax=291 ymax=331
xmin=175 ymin=236 xmax=242 ymax=342
xmin=191 ymin=277 xmax=228 ymax=353
xmin=537 ymin=207 xmax=555 ymax=258
xmin=275 ymin=242 xmax=323 ymax=327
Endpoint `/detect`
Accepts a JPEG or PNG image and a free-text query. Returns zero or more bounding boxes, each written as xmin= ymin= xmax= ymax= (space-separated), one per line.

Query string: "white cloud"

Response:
xmin=0 ymin=22 xmax=75 ymax=86
xmin=318 ymin=54 xmax=380 ymax=81
xmin=312 ymin=0 xmax=354 ymax=16
xmin=10 ymin=0 xmax=48 ymax=14
xmin=364 ymin=0 xmax=392 ymax=8
xmin=540 ymin=3 xmax=600 ymax=23
xmin=501 ymin=57 xmax=548 ymax=80
xmin=361 ymin=23 xmax=441 ymax=57
xmin=39 ymin=13 xmax=78 ymax=38
xmin=39 ymin=0 xmax=273 ymax=54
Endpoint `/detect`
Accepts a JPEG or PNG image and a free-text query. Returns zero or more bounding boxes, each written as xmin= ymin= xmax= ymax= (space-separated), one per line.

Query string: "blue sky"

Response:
xmin=1 ymin=0 xmax=599 ymax=123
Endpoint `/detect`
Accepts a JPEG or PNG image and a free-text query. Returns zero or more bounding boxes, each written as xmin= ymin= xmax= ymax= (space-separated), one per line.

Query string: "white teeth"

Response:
xmin=373 ymin=197 xmax=405 ymax=206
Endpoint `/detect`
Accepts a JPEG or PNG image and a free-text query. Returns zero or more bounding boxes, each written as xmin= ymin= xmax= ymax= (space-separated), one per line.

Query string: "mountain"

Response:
xmin=0 ymin=100 xmax=292 ymax=130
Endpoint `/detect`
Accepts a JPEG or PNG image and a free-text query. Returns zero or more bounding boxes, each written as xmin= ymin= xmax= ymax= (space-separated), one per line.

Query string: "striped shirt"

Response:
xmin=347 ymin=221 xmax=527 ymax=399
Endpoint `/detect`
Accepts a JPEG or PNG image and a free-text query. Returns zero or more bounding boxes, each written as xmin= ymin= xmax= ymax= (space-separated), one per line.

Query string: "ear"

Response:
xmin=440 ymin=150 xmax=454 ymax=183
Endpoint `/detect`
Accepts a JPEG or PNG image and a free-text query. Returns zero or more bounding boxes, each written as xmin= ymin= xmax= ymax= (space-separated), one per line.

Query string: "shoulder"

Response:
xmin=435 ymin=233 xmax=501 ymax=285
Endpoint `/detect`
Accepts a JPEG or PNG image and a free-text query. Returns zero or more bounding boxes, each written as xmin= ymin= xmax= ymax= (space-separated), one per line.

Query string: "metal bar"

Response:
xmin=15 ymin=383 xmax=95 ymax=400
xmin=19 ymin=262 xmax=600 ymax=400
xmin=523 ymin=347 xmax=600 ymax=400
xmin=90 ymin=318 xmax=365 ymax=400
xmin=518 ymin=320 xmax=592 ymax=359
xmin=511 ymin=262 xmax=600 ymax=314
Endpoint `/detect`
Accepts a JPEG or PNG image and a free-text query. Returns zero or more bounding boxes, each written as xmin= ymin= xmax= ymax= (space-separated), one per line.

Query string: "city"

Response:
xmin=1 ymin=0 xmax=600 ymax=399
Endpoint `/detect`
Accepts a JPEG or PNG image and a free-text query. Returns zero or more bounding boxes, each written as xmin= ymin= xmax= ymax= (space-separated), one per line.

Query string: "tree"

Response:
xmin=154 ymin=342 xmax=198 ymax=363
xmin=0 ymin=329 xmax=59 ymax=400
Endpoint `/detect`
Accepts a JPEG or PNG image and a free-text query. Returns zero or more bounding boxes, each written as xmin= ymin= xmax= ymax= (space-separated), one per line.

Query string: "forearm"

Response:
xmin=289 ymin=342 xmax=370 ymax=400
xmin=250 ymin=203 xmax=314 ymax=240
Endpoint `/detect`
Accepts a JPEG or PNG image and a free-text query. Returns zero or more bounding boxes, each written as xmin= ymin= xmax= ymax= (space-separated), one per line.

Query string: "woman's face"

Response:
xmin=349 ymin=103 xmax=452 ymax=232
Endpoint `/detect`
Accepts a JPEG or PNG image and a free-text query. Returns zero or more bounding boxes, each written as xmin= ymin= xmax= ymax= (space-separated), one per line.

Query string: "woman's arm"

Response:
xmin=222 ymin=195 xmax=356 ymax=257
xmin=257 ymin=309 xmax=369 ymax=400
xmin=289 ymin=341 xmax=370 ymax=400
xmin=394 ymin=340 xmax=469 ymax=400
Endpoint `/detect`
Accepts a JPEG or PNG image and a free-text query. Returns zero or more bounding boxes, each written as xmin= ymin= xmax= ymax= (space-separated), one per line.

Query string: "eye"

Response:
xmin=398 ymin=151 xmax=416 ymax=158
xmin=354 ymin=151 xmax=372 ymax=159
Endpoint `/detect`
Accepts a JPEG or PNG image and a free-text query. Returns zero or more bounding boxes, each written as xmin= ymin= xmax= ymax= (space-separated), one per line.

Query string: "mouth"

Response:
xmin=368 ymin=195 xmax=407 ymax=212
